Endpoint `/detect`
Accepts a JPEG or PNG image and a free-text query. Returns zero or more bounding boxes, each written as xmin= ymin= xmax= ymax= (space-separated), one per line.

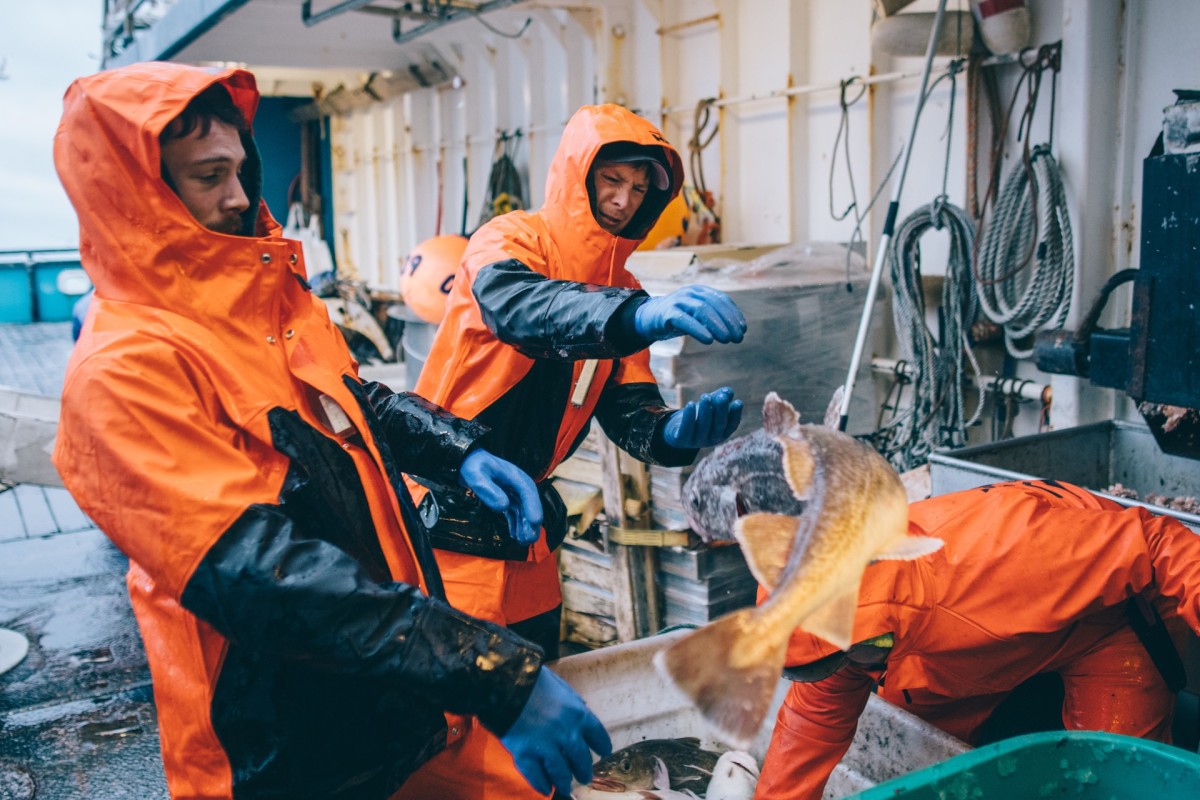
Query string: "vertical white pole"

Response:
xmin=837 ymin=0 xmax=949 ymax=431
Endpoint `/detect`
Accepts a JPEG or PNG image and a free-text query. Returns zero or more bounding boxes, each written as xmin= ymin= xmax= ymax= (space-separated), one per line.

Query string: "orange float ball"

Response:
xmin=400 ymin=234 xmax=468 ymax=324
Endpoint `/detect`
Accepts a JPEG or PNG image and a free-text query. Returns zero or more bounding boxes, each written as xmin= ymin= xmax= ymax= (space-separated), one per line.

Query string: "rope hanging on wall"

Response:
xmin=877 ymin=199 xmax=983 ymax=472
xmin=477 ymin=129 xmax=525 ymax=231
xmin=872 ymin=58 xmax=982 ymax=472
xmin=974 ymin=143 xmax=1074 ymax=358
xmin=687 ymin=97 xmax=722 ymax=243
xmin=972 ymin=42 xmax=1073 ymax=359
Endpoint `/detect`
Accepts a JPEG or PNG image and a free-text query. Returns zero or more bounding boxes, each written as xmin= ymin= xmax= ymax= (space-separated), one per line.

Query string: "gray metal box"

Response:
xmin=928 ymin=420 xmax=1200 ymax=532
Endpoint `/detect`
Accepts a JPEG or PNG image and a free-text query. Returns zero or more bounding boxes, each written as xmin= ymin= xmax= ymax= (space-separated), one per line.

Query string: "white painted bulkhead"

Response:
xmin=150 ymin=0 xmax=1200 ymax=435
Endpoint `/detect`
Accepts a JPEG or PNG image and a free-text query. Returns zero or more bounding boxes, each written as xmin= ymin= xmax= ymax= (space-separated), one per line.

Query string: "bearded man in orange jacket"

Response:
xmin=397 ymin=106 xmax=748 ymax=798
xmin=755 ymin=479 xmax=1200 ymax=800
xmin=53 ymin=62 xmax=612 ymax=800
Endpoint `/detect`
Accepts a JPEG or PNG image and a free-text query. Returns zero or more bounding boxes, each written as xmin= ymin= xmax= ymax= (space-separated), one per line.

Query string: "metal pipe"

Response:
xmin=837 ymin=0 xmax=949 ymax=432
xmin=392 ymin=0 xmax=525 ymax=44
xmin=656 ymin=13 xmax=720 ymax=37
xmin=301 ymin=0 xmax=374 ymax=27
xmin=660 ymin=66 xmax=951 ymax=116
xmin=871 ymin=358 xmax=1050 ymax=404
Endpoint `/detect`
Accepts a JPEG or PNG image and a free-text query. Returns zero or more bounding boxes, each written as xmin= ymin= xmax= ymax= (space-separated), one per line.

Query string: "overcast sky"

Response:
xmin=0 ymin=0 xmax=104 ymax=251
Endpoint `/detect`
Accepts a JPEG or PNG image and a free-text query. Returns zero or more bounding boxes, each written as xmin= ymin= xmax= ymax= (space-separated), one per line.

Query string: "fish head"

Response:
xmin=590 ymin=748 xmax=661 ymax=791
xmin=683 ymin=429 xmax=807 ymax=541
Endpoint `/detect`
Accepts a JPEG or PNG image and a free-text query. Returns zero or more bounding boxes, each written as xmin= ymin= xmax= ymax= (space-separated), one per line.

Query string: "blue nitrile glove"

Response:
xmin=663 ymin=387 xmax=744 ymax=449
xmin=458 ymin=449 xmax=544 ymax=545
xmin=633 ymin=285 xmax=748 ymax=344
xmin=499 ymin=667 xmax=613 ymax=798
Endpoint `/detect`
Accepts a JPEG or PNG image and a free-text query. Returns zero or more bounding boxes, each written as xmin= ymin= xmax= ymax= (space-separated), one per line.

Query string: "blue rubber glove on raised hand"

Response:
xmin=663 ymin=387 xmax=744 ymax=450
xmin=458 ymin=449 xmax=543 ymax=545
xmin=633 ymin=285 xmax=748 ymax=345
xmin=499 ymin=667 xmax=613 ymax=798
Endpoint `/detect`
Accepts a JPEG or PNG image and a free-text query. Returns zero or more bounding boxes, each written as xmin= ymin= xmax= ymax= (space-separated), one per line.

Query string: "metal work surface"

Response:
xmin=928 ymin=420 xmax=1200 ymax=531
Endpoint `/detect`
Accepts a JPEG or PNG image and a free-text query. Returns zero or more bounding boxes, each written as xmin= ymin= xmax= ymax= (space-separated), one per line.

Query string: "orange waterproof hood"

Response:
xmin=54 ymin=63 xmax=285 ymax=326
xmin=538 ymin=103 xmax=685 ymax=280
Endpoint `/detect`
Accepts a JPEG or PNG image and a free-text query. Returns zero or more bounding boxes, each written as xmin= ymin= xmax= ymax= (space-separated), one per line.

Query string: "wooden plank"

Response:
xmin=551 ymin=455 xmax=604 ymax=486
xmin=558 ymin=547 xmax=613 ymax=588
xmin=600 ymin=435 xmax=641 ymax=642
xmin=600 ymin=436 xmax=663 ymax=641
xmin=562 ymin=607 xmax=618 ymax=649
xmin=561 ymin=577 xmax=614 ymax=619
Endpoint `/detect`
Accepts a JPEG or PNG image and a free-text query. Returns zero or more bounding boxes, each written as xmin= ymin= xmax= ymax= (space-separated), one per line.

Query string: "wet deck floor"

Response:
xmin=1 ymin=323 xmax=167 ymax=797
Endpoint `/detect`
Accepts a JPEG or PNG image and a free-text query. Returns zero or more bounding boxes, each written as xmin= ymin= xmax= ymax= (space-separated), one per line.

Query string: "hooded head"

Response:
xmin=54 ymin=62 xmax=275 ymax=314
xmin=540 ymin=105 xmax=684 ymax=256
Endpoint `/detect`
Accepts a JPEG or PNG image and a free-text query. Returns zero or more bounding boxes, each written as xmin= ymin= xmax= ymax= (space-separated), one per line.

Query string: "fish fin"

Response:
xmin=654 ymin=608 xmax=786 ymax=749
xmin=762 ymin=392 xmax=801 ymax=437
xmin=797 ymin=581 xmax=861 ymax=651
xmin=734 ymin=512 xmax=800 ymax=592
xmin=871 ymin=534 xmax=944 ymax=562
xmin=823 ymin=386 xmax=845 ymax=429
xmin=676 ymin=737 xmax=702 ymax=748
xmin=721 ymin=749 xmax=761 ymax=778
xmin=652 ymin=757 xmax=670 ymax=790
xmin=780 ymin=437 xmax=815 ymax=500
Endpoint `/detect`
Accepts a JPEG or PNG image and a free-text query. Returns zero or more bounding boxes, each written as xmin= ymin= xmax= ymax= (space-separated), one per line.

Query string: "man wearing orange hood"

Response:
xmin=52 ymin=62 xmax=612 ymax=800
xmin=398 ymin=106 xmax=747 ymax=797
xmin=755 ymin=480 xmax=1200 ymax=800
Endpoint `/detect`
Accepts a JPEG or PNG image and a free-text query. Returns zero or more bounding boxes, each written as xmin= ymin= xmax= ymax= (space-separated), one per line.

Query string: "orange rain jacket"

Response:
xmin=52 ymin=63 xmax=543 ymax=800
xmin=755 ymin=480 xmax=1200 ymax=800
xmin=413 ymin=105 xmax=691 ymax=627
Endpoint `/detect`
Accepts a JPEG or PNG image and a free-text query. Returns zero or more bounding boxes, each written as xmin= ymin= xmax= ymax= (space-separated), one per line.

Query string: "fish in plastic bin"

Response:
xmin=576 ymin=737 xmax=719 ymax=796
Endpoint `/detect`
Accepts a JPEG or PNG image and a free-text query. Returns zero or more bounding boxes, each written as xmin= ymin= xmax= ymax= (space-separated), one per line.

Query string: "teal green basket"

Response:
xmin=849 ymin=730 xmax=1200 ymax=799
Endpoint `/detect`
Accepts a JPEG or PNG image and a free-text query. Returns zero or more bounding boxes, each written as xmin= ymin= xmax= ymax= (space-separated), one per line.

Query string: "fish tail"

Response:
xmin=653 ymin=608 xmax=786 ymax=749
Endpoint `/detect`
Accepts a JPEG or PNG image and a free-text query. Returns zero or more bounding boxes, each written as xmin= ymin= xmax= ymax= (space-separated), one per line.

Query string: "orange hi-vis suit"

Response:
xmin=755 ymin=480 xmax=1200 ymax=800
xmin=399 ymin=106 xmax=692 ymax=798
xmin=53 ymin=63 xmax=544 ymax=800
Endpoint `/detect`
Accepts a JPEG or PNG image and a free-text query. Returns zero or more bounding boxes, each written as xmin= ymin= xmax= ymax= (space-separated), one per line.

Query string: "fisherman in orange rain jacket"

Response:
xmin=397 ymin=105 xmax=748 ymax=798
xmin=755 ymin=480 xmax=1200 ymax=800
xmin=52 ymin=62 xmax=613 ymax=800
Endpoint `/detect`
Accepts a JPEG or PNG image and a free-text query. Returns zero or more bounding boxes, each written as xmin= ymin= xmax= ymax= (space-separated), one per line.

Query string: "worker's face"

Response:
xmin=161 ymin=119 xmax=250 ymax=234
xmin=590 ymin=161 xmax=650 ymax=235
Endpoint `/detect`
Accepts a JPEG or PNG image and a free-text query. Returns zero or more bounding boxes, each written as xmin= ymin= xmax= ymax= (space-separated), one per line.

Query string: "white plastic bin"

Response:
xmin=552 ymin=630 xmax=969 ymax=798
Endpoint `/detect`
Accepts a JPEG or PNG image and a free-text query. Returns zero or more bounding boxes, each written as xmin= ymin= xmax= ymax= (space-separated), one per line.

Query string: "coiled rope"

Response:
xmin=873 ymin=59 xmax=982 ymax=471
xmin=974 ymin=143 xmax=1074 ymax=358
xmin=877 ymin=198 xmax=983 ymax=471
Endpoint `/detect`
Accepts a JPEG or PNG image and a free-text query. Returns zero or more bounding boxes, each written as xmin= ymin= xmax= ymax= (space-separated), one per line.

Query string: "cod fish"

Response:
xmin=704 ymin=750 xmax=759 ymax=800
xmin=585 ymin=737 xmax=719 ymax=794
xmin=571 ymin=756 xmax=700 ymax=799
xmin=654 ymin=392 xmax=943 ymax=747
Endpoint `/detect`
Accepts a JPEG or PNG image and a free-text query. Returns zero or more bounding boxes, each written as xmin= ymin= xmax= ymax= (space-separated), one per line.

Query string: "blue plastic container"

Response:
xmin=32 ymin=257 xmax=88 ymax=323
xmin=849 ymin=730 xmax=1200 ymax=799
xmin=0 ymin=260 xmax=34 ymax=324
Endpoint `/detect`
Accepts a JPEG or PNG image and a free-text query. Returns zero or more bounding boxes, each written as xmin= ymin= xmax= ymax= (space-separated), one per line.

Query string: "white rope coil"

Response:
xmin=975 ymin=144 xmax=1074 ymax=359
